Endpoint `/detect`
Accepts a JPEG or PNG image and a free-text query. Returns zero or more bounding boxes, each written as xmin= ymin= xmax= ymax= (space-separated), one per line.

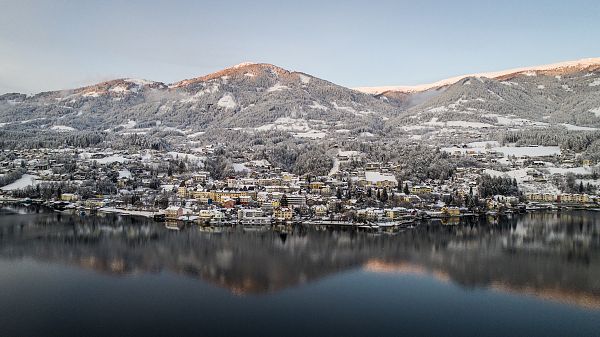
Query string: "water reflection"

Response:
xmin=0 ymin=206 xmax=599 ymax=308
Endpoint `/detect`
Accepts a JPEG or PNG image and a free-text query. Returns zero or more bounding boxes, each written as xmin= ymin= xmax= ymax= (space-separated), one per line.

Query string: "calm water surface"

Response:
xmin=0 ymin=207 xmax=599 ymax=337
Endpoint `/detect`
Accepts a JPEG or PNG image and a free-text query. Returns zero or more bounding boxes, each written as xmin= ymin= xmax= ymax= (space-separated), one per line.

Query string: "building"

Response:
xmin=238 ymin=209 xmax=272 ymax=225
xmin=164 ymin=206 xmax=184 ymax=219
xmin=313 ymin=205 xmax=328 ymax=217
xmin=60 ymin=193 xmax=79 ymax=202
xmin=198 ymin=209 xmax=225 ymax=225
xmin=386 ymin=207 xmax=410 ymax=219
xmin=362 ymin=171 xmax=398 ymax=188
xmin=274 ymin=207 xmax=293 ymax=221
xmin=442 ymin=206 xmax=460 ymax=216
xmin=411 ymin=186 xmax=433 ymax=195
xmin=285 ymin=194 xmax=306 ymax=208
xmin=177 ymin=181 xmax=188 ymax=198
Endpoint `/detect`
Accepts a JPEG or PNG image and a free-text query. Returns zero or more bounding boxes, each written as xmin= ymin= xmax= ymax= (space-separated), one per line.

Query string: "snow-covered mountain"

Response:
xmin=0 ymin=63 xmax=397 ymax=137
xmin=1 ymin=59 xmax=600 ymax=142
xmin=355 ymin=57 xmax=600 ymax=94
xmin=388 ymin=64 xmax=600 ymax=130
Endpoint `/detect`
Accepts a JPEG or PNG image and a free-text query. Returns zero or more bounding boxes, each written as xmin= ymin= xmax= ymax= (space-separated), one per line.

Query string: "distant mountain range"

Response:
xmin=1 ymin=58 xmax=599 ymax=138
xmin=354 ymin=57 xmax=600 ymax=94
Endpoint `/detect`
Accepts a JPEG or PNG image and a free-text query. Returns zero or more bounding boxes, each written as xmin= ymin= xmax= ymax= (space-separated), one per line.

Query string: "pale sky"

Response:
xmin=1 ymin=0 xmax=600 ymax=94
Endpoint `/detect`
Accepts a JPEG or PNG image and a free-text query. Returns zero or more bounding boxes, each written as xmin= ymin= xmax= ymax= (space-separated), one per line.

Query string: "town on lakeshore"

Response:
xmin=1 ymin=141 xmax=599 ymax=231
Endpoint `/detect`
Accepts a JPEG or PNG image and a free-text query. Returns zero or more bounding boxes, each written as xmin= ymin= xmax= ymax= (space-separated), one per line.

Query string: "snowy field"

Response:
xmin=442 ymin=145 xmax=561 ymax=158
xmin=1 ymin=174 xmax=38 ymax=191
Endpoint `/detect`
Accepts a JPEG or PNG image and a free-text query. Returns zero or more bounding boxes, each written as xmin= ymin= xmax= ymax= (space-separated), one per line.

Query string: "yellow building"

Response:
xmin=527 ymin=193 xmax=543 ymax=202
xmin=559 ymin=194 xmax=590 ymax=204
xmin=192 ymin=190 xmax=212 ymax=202
xmin=411 ymin=186 xmax=432 ymax=195
xmin=386 ymin=208 xmax=409 ymax=219
xmin=274 ymin=207 xmax=293 ymax=220
xmin=309 ymin=182 xmax=325 ymax=190
xmin=442 ymin=206 xmax=460 ymax=216
xmin=60 ymin=193 xmax=79 ymax=202
xmin=212 ymin=191 xmax=256 ymax=203
xmin=314 ymin=205 xmax=328 ymax=217
xmin=84 ymin=199 xmax=105 ymax=208
xmin=164 ymin=206 xmax=183 ymax=219
xmin=177 ymin=181 xmax=188 ymax=198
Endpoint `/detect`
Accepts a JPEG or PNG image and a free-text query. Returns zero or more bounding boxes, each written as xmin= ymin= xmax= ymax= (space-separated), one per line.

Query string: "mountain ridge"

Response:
xmin=0 ymin=62 xmax=396 ymax=136
xmin=354 ymin=57 xmax=600 ymax=95
xmin=1 ymin=58 xmax=599 ymax=142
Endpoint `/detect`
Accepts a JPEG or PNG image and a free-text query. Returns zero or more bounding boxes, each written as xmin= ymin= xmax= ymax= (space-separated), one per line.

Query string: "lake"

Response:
xmin=0 ymin=206 xmax=599 ymax=337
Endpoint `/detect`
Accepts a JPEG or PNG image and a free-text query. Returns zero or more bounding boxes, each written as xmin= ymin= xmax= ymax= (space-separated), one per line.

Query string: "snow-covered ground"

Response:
xmin=267 ymin=83 xmax=289 ymax=92
xmin=79 ymin=152 xmax=133 ymax=164
xmin=328 ymin=159 xmax=340 ymax=176
xmin=561 ymin=124 xmax=598 ymax=131
xmin=309 ymin=101 xmax=329 ymax=111
xmin=118 ymin=169 xmax=132 ymax=179
xmin=364 ymin=172 xmax=398 ymax=184
xmin=483 ymin=114 xmax=549 ymax=127
xmin=494 ymin=146 xmax=561 ymax=157
xmin=294 ymin=131 xmax=327 ymax=139
xmin=232 ymin=163 xmax=249 ymax=172
xmin=1 ymin=174 xmax=39 ymax=191
xmin=442 ymin=145 xmax=561 ymax=158
xmin=546 ymin=166 xmax=595 ymax=175
xmin=167 ymin=152 xmax=205 ymax=165
xmin=484 ymin=169 xmax=560 ymax=194
xmin=297 ymin=74 xmax=311 ymax=84
xmin=423 ymin=117 xmax=494 ymax=129
xmin=257 ymin=117 xmax=312 ymax=132
xmin=51 ymin=125 xmax=76 ymax=132
xmin=98 ymin=207 xmax=155 ymax=218
xmin=217 ymin=94 xmax=236 ymax=109
xmin=186 ymin=131 xmax=206 ymax=138
xmin=589 ymin=78 xmax=600 ymax=87
xmin=120 ymin=120 xmax=137 ymax=129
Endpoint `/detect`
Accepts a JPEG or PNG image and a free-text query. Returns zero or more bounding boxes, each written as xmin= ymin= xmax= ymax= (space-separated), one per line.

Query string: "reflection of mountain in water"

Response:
xmin=0 ymin=207 xmax=599 ymax=307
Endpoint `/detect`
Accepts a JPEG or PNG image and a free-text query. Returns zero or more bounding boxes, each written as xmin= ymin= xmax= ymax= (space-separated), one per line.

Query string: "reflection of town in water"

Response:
xmin=1 ymin=207 xmax=599 ymax=308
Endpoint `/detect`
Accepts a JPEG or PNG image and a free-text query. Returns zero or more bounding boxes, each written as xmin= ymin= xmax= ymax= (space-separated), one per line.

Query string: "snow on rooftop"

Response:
xmin=365 ymin=171 xmax=397 ymax=183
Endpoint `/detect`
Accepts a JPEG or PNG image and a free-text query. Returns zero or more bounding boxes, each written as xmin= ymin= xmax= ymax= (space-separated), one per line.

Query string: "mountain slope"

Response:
xmin=0 ymin=63 xmax=398 ymax=136
xmin=387 ymin=68 xmax=600 ymax=129
xmin=355 ymin=57 xmax=600 ymax=94
xmin=1 ymin=59 xmax=600 ymax=143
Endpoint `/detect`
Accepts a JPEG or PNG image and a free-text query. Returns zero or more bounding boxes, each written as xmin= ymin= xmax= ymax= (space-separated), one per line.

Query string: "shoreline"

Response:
xmin=2 ymin=197 xmax=599 ymax=230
